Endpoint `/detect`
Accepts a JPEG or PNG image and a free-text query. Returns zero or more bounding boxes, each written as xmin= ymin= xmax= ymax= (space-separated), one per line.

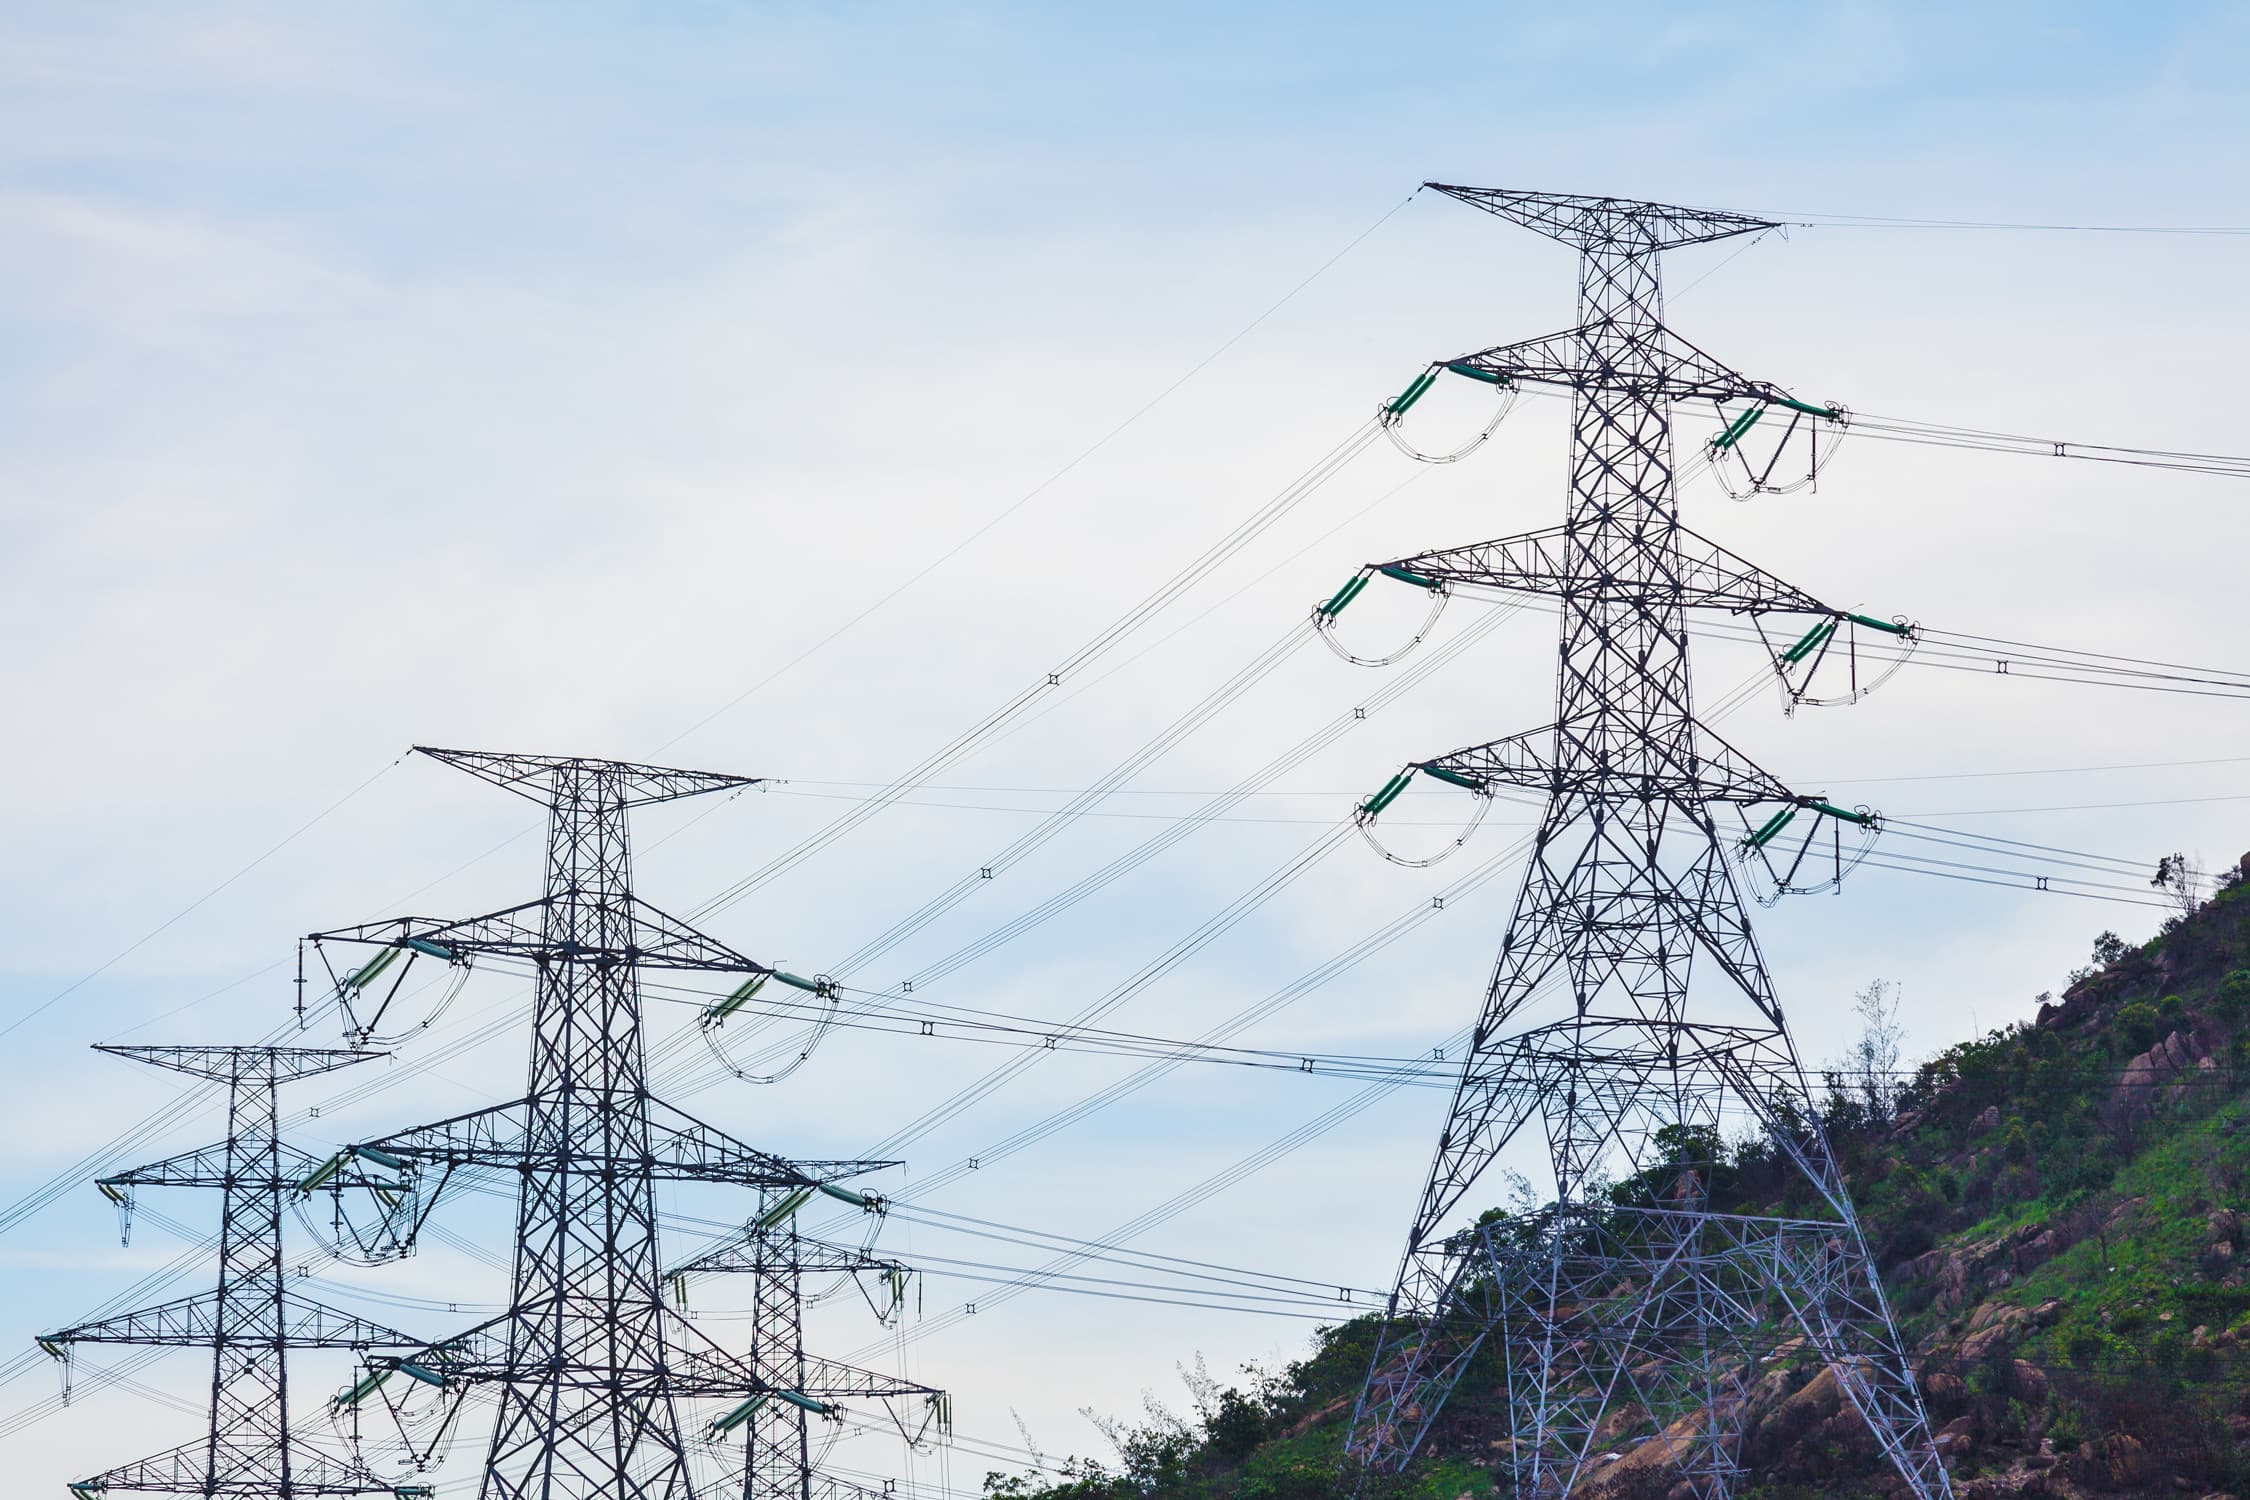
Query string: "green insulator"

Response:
xmin=1442 ymin=362 xmax=1510 ymax=385
xmin=1318 ymin=572 xmax=1372 ymax=619
xmin=354 ymin=1145 xmax=407 ymax=1172
xmin=345 ymin=947 xmax=402 ymax=991
xmin=1711 ymin=404 xmax=1766 ymax=451
xmin=774 ymin=971 xmax=830 ymax=996
xmin=1417 ymin=764 xmax=1485 ymax=792
xmin=1384 ymin=368 xmax=1439 ymax=415
xmin=705 ymin=974 xmax=768 ymax=1025
xmin=394 ymin=1489 xmax=436 ymax=1499
xmin=397 ymin=1360 xmax=447 ymax=1389
xmin=712 ymin=1394 xmax=769 ymax=1435
xmin=774 ymin=1389 xmax=838 ymax=1416
xmin=70 ymin=1485 xmax=107 ymax=1500
xmin=337 ymin=1369 xmax=392 ymax=1407
xmin=1360 ymin=771 xmax=1414 ymax=818
xmin=1780 ymin=620 xmax=1837 ymax=665
xmin=755 ymin=1186 xmax=815 ymax=1230
xmin=1844 ymin=611 xmax=1911 ymax=637
xmin=95 ymin=1180 xmax=130 ymax=1205
xmin=1377 ymin=564 xmax=1443 ymax=591
xmin=296 ymin=1155 xmax=347 ymax=1195
xmin=403 ymin=937 xmax=453 ymax=961
xmin=1746 ymin=808 xmax=1797 ymax=849
xmin=1810 ymin=801 xmax=1876 ymax=827
xmin=816 ymin=1180 xmax=873 ymax=1209
xmin=37 ymin=1337 xmax=65 ymax=1359
xmin=1772 ymin=394 xmax=1840 ymax=419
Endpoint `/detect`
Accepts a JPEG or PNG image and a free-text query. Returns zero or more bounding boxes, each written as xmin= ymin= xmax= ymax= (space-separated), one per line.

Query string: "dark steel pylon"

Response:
xmin=1342 ymin=188 xmax=1949 ymax=1498
xmin=38 ymin=1044 xmax=425 ymax=1497
xmin=308 ymin=748 xmax=939 ymax=1500
xmin=675 ymin=1186 xmax=942 ymax=1500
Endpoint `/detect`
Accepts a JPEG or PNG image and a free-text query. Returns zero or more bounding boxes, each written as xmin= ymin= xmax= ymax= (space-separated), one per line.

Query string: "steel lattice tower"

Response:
xmin=1342 ymin=188 xmax=1950 ymax=1498
xmin=39 ymin=1044 xmax=424 ymax=1497
xmin=675 ymin=1187 xmax=932 ymax=1500
xmin=309 ymin=748 xmax=939 ymax=1500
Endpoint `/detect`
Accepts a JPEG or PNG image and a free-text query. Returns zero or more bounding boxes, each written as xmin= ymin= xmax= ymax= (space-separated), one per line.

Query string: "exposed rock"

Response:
xmin=2007 ymin=1358 xmax=2049 ymax=1402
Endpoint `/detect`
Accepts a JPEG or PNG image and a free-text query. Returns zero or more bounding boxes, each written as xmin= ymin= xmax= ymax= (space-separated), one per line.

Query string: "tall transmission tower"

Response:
xmin=307 ymin=747 xmax=941 ymax=1500
xmin=38 ymin=1044 xmax=427 ymax=1498
xmin=1341 ymin=188 xmax=1950 ymax=1498
xmin=674 ymin=1185 xmax=937 ymax=1500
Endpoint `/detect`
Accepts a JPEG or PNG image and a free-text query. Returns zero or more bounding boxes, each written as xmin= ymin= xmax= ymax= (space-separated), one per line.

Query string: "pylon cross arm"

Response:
xmin=1382 ymin=522 xmax=1832 ymax=616
xmin=1424 ymin=182 xmax=1779 ymax=249
xmin=1417 ymin=716 xmax=1796 ymax=805
xmin=100 ymin=1137 xmax=330 ymax=1192
xmin=312 ymin=894 xmax=777 ymax=975
xmin=351 ymin=1095 xmax=868 ymax=1191
xmin=45 ymin=1291 xmax=424 ymax=1350
xmin=1446 ymin=324 xmax=1805 ymax=407
xmin=76 ymin=1435 xmax=397 ymax=1496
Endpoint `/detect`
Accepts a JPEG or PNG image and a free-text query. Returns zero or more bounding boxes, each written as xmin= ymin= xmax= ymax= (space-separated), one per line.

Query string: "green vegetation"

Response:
xmin=995 ymin=861 xmax=2250 ymax=1498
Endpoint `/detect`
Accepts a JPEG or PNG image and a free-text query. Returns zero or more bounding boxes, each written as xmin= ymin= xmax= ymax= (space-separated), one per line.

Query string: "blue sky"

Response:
xmin=4 ymin=3 xmax=2250 ymax=1493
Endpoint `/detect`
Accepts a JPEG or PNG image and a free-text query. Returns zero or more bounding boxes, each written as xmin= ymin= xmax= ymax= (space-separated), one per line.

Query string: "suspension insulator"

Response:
xmin=396 ymin=1360 xmax=447 ymax=1389
xmin=1384 ymin=368 xmax=1440 ymax=417
xmin=755 ymin=1186 xmax=815 ymax=1230
xmin=1808 ymin=800 xmax=1877 ymax=827
xmin=773 ymin=971 xmax=834 ymax=998
xmin=1772 ymin=394 xmax=1841 ymax=420
xmin=1359 ymin=770 xmax=1415 ymax=819
xmin=94 ymin=1180 xmax=129 ymax=1206
xmin=1317 ymin=572 xmax=1372 ymax=620
xmin=353 ymin=1145 xmax=408 ymax=1172
xmin=1780 ymin=620 xmax=1837 ymax=665
xmin=1377 ymin=564 xmax=1444 ymax=591
xmin=712 ymin=1394 xmax=769 ymax=1435
xmin=772 ymin=1389 xmax=839 ymax=1416
xmin=335 ymin=1368 xmax=393 ymax=1409
xmin=704 ymin=974 xmax=768 ymax=1026
xmin=1843 ymin=611 xmax=1912 ymax=637
xmin=1711 ymin=405 xmax=1767 ymax=452
xmin=1745 ymin=808 xmax=1797 ymax=849
xmin=1416 ymin=764 xmax=1487 ymax=793
xmin=816 ymin=1180 xmax=875 ymax=1209
xmin=1442 ymin=362 xmax=1510 ymax=385
xmin=344 ymin=947 xmax=403 ymax=992
xmin=296 ymin=1155 xmax=347 ymax=1195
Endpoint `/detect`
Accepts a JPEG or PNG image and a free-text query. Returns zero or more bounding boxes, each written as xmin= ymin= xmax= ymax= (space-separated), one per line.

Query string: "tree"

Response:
xmin=2153 ymin=852 xmax=2205 ymax=920
xmin=1835 ymin=979 xmax=1907 ymax=1125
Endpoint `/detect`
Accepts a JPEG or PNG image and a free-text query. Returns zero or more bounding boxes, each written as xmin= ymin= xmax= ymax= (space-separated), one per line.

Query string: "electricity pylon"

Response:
xmin=307 ymin=748 xmax=940 ymax=1500
xmin=674 ymin=1185 xmax=939 ymax=1500
xmin=38 ymin=1044 xmax=426 ymax=1498
xmin=1341 ymin=187 xmax=1950 ymax=1498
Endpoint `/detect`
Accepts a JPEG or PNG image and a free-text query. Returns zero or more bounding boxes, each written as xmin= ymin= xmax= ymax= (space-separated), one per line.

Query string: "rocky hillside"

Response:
xmin=992 ymin=857 xmax=2250 ymax=1500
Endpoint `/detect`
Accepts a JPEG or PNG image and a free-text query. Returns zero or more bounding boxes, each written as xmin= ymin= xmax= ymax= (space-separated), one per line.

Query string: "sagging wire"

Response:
xmin=1352 ymin=763 xmax=1497 ymax=868
xmin=1377 ymin=361 xmax=1519 ymax=464
xmin=1731 ymin=798 xmax=1884 ymax=906
xmin=1752 ymin=610 xmax=1921 ymax=714
xmin=1704 ymin=394 xmax=1849 ymax=500
xmin=1310 ymin=564 xmax=1450 ymax=668
xmin=697 ymin=970 xmax=843 ymax=1085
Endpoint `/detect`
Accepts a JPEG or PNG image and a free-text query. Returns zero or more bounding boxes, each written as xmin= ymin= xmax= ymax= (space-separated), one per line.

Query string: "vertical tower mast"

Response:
xmin=309 ymin=748 xmax=940 ymax=1500
xmin=39 ymin=1044 xmax=422 ymax=1497
xmin=1341 ymin=188 xmax=1949 ymax=1498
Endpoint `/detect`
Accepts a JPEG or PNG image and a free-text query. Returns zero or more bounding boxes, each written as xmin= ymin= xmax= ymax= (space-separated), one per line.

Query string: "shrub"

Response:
xmin=2115 ymin=999 xmax=2162 ymax=1052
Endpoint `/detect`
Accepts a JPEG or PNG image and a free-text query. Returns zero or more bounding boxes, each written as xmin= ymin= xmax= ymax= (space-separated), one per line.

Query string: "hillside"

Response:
xmin=992 ymin=857 xmax=2250 ymax=1500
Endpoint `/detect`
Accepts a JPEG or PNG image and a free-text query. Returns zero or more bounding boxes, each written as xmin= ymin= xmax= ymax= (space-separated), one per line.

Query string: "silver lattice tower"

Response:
xmin=309 ymin=748 xmax=939 ymax=1500
xmin=40 ymin=1044 xmax=422 ymax=1497
xmin=1342 ymin=188 xmax=1951 ymax=1499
